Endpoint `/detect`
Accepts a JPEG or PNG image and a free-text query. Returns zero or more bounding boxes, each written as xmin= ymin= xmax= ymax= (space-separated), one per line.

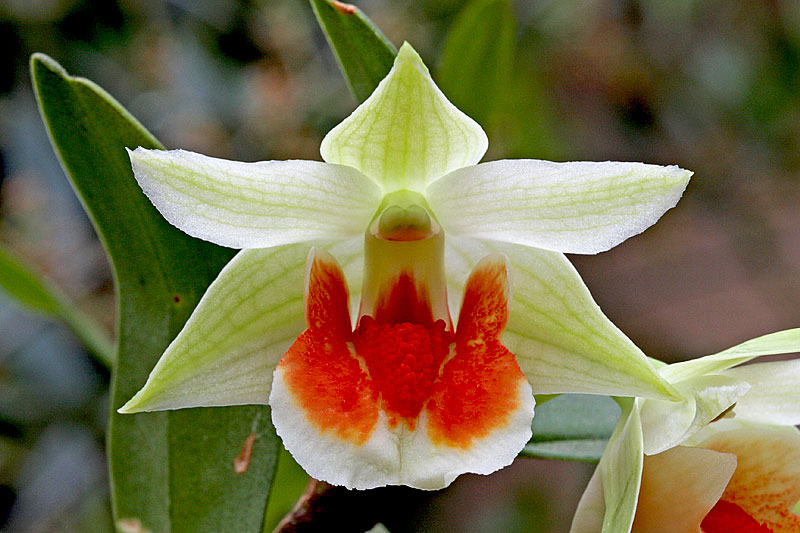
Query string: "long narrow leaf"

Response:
xmin=0 ymin=243 xmax=114 ymax=366
xmin=522 ymin=394 xmax=621 ymax=462
xmin=437 ymin=0 xmax=515 ymax=128
xmin=309 ymin=0 xmax=397 ymax=102
xmin=31 ymin=53 xmax=278 ymax=532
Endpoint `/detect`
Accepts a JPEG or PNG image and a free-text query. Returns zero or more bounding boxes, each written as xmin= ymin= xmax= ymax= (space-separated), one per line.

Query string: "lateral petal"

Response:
xmin=129 ymin=147 xmax=382 ymax=248
xmin=119 ymin=239 xmax=362 ymax=413
xmin=426 ymin=159 xmax=691 ymax=254
xmin=661 ymin=328 xmax=800 ymax=383
xmin=444 ymin=236 xmax=677 ymax=400
xmin=320 ymin=42 xmax=488 ymax=191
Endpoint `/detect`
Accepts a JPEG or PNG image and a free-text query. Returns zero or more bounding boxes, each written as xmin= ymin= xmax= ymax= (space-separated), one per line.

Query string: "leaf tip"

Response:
xmin=29 ymin=52 xmax=67 ymax=80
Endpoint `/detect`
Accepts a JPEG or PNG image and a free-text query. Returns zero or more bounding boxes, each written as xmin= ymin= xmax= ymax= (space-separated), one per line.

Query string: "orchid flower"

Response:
xmin=118 ymin=42 xmax=691 ymax=489
xmin=571 ymin=328 xmax=800 ymax=532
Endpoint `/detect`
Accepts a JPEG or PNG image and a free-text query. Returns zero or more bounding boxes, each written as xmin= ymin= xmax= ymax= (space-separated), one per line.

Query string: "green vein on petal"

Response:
xmin=721 ymin=358 xmax=800 ymax=425
xmin=427 ymin=159 xmax=692 ymax=254
xmin=119 ymin=239 xmax=363 ymax=413
xmin=320 ymin=42 xmax=488 ymax=191
xmin=444 ymin=236 xmax=678 ymax=401
xmin=129 ymin=148 xmax=382 ymax=249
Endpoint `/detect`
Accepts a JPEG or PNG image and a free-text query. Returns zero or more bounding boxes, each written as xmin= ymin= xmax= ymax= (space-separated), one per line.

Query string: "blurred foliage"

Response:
xmin=1 ymin=0 xmax=800 ymax=531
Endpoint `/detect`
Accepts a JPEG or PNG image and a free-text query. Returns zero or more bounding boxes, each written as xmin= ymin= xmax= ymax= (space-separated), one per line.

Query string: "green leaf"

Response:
xmin=31 ymin=53 xmax=279 ymax=532
xmin=263 ymin=446 xmax=309 ymax=531
xmin=437 ymin=0 xmax=516 ymax=128
xmin=0 ymin=243 xmax=114 ymax=366
xmin=522 ymin=394 xmax=621 ymax=462
xmin=309 ymin=0 xmax=397 ymax=103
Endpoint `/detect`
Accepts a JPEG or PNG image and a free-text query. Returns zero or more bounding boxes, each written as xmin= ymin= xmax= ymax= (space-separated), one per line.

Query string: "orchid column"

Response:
xmin=120 ymin=42 xmax=692 ymax=488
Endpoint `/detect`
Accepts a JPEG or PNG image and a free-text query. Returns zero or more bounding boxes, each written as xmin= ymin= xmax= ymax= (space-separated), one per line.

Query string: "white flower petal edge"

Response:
xmin=270 ymin=371 xmax=534 ymax=490
xmin=128 ymin=148 xmax=382 ymax=248
xmin=395 ymin=385 xmax=534 ymax=489
xmin=269 ymin=250 xmax=535 ymax=490
xmin=660 ymin=327 xmax=800 ymax=382
xmin=444 ymin=236 xmax=678 ymax=400
xmin=320 ymin=42 xmax=488 ymax=192
xmin=118 ymin=239 xmax=363 ymax=413
xmin=721 ymin=358 xmax=800 ymax=425
xmin=426 ymin=159 xmax=692 ymax=254
xmin=639 ymin=374 xmax=750 ymax=455
xmin=571 ymin=398 xmax=643 ymax=533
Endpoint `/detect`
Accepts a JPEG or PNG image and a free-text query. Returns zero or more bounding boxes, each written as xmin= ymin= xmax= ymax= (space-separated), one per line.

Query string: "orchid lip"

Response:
xmin=270 ymin=248 xmax=534 ymax=489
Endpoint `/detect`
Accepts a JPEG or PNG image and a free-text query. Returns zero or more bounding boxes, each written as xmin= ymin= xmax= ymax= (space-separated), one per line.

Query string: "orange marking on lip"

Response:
xmin=425 ymin=257 xmax=525 ymax=449
xmin=280 ymin=251 xmax=378 ymax=444
xmin=279 ymin=251 xmax=524 ymax=449
xmin=304 ymin=251 xmax=352 ymax=337
xmin=280 ymin=330 xmax=379 ymax=444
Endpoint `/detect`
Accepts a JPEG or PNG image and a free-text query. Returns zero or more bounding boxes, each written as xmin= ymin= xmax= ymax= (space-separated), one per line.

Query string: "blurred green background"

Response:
xmin=1 ymin=0 xmax=799 ymax=531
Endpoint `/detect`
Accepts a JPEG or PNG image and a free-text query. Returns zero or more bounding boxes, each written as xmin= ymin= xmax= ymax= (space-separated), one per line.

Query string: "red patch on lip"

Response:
xmin=701 ymin=500 xmax=774 ymax=533
xmin=279 ymin=251 xmax=525 ymax=449
xmin=426 ymin=257 xmax=525 ymax=449
xmin=371 ymin=272 xmax=436 ymax=326
xmin=354 ymin=317 xmax=452 ymax=428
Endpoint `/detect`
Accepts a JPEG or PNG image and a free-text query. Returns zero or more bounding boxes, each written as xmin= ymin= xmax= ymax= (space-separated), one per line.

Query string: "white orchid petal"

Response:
xmin=320 ymin=42 xmax=488 ymax=191
xmin=426 ymin=159 xmax=691 ymax=254
xmin=596 ymin=399 xmax=644 ymax=533
xmin=119 ymin=239 xmax=363 ymax=413
xmin=570 ymin=467 xmax=606 ymax=533
xmin=640 ymin=374 xmax=750 ymax=455
xmin=129 ymin=148 xmax=382 ymax=248
xmin=721 ymin=359 xmax=800 ymax=425
xmin=444 ymin=236 xmax=676 ymax=400
xmin=661 ymin=328 xmax=800 ymax=382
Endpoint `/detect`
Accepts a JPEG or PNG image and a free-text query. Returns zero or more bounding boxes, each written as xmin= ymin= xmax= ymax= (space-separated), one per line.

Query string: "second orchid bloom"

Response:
xmin=120 ymin=43 xmax=693 ymax=489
